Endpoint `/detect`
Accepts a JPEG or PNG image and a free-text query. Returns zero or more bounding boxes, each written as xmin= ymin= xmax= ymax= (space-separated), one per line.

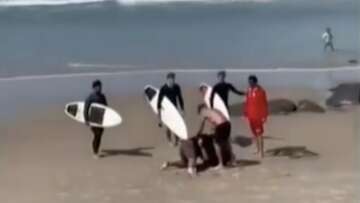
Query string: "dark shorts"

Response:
xmin=214 ymin=122 xmax=231 ymax=144
xmin=198 ymin=135 xmax=219 ymax=167
xmin=248 ymin=119 xmax=264 ymax=137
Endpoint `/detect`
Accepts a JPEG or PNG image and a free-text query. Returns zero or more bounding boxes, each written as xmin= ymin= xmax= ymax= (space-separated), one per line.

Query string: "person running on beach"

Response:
xmin=158 ymin=72 xmax=185 ymax=147
xmin=244 ymin=75 xmax=268 ymax=158
xmin=210 ymin=71 xmax=245 ymax=109
xmin=197 ymin=104 xmax=235 ymax=169
xmin=84 ymin=79 xmax=108 ymax=159
xmin=322 ymin=27 xmax=335 ymax=52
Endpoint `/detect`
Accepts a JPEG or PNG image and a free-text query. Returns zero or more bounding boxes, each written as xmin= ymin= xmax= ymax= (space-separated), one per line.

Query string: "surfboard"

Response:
xmin=144 ymin=85 xmax=188 ymax=140
xmin=64 ymin=102 xmax=122 ymax=128
xmin=200 ymin=83 xmax=230 ymax=120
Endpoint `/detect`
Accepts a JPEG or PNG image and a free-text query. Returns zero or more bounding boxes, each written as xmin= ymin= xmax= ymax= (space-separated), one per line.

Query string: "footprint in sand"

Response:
xmin=246 ymin=185 xmax=261 ymax=192
xmin=56 ymin=192 xmax=70 ymax=200
xmin=126 ymin=188 xmax=142 ymax=196
xmin=80 ymin=193 xmax=93 ymax=200
xmin=103 ymin=196 xmax=112 ymax=202
xmin=298 ymin=175 xmax=311 ymax=182
xmin=252 ymin=194 xmax=271 ymax=201
xmin=329 ymin=189 xmax=348 ymax=196
xmin=231 ymin=172 xmax=241 ymax=179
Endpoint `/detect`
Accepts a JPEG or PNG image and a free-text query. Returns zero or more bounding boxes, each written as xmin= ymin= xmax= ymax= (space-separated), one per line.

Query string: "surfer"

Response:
xmin=210 ymin=71 xmax=244 ymax=109
xmin=244 ymin=75 xmax=268 ymax=158
xmin=197 ymin=104 xmax=235 ymax=169
xmin=322 ymin=27 xmax=335 ymax=52
xmin=158 ymin=72 xmax=185 ymax=147
xmin=84 ymin=80 xmax=108 ymax=159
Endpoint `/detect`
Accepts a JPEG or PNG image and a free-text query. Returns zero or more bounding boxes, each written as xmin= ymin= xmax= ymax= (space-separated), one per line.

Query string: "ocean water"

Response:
xmin=0 ymin=0 xmax=358 ymax=77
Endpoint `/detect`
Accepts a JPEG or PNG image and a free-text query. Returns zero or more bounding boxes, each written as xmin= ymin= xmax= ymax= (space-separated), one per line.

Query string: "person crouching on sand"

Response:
xmin=244 ymin=75 xmax=268 ymax=159
xmin=197 ymin=104 xmax=235 ymax=169
xmin=84 ymin=80 xmax=108 ymax=159
xmin=160 ymin=136 xmax=202 ymax=177
xmin=160 ymin=133 xmax=220 ymax=177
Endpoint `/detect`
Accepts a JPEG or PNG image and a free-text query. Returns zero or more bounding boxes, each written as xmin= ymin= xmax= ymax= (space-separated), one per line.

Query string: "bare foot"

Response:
xmin=187 ymin=167 xmax=197 ymax=177
xmin=212 ymin=164 xmax=224 ymax=171
xmin=160 ymin=162 xmax=169 ymax=170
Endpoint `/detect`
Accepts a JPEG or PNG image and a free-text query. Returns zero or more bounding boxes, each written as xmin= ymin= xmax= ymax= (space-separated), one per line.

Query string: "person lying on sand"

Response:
xmin=161 ymin=134 xmax=220 ymax=176
xmin=244 ymin=75 xmax=268 ymax=159
xmin=197 ymin=104 xmax=235 ymax=169
xmin=161 ymin=135 xmax=202 ymax=177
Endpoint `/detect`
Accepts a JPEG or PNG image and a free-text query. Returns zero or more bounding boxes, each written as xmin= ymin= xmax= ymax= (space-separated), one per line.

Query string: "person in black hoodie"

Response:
xmin=84 ymin=80 xmax=108 ymax=159
xmin=157 ymin=72 xmax=185 ymax=147
xmin=210 ymin=71 xmax=245 ymax=109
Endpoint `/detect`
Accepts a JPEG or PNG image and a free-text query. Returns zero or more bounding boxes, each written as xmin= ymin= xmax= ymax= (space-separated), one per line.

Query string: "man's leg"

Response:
xmin=165 ymin=128 xmax=172 ymax=146
xmin=91 ymin=127 xmax=103 ymax=156
xmin=260 ymin=136 xmax=264 ymax=158
xmin=330 ymin=42 xmax=335 ymax=52
xmin=173 ymin=134 xmax=179 ymax=146
xmin=214 ymin=141 xmax=225 ymax=169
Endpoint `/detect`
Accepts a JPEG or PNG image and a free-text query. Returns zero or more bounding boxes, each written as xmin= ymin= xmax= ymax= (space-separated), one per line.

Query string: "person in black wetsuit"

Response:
xmin=210 ymin=71 xmax=245 ymax=109
xmin=157 ymin=72 xmax=185 ymax=147
xmin=84 ymin=80 xmax=108 ymax=159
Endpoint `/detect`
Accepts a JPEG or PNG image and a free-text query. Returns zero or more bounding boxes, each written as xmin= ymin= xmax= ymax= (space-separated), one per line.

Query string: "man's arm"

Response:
xmin=177 ymin=85 xmax=185 ymax=112
xmin=103 ymin=94 xmax=108 ymax=106
xmin=210 ymin=87 xmax=215 ymax=109
xmin=229 ymin=84 xmax=245 ymax=96
xmin=84 ymin=96 xmax=92 ymax=125
xmin=157 ymin=88 xmax=165 ymax=125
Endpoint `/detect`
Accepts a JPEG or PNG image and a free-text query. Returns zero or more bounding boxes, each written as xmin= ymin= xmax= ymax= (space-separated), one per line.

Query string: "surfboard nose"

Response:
xmin=66 ymin=104 xmax=78 ymax=117
xmin=144 ymin=86 xmax=156 ymax=100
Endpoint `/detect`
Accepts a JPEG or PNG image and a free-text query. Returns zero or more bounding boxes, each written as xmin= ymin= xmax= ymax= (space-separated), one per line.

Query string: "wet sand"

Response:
xmin=0 ymin=88 xmax=359 ymax=203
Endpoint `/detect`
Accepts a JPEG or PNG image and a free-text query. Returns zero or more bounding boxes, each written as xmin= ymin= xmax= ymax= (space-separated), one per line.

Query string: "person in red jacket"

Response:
xmin=244 ymin=75 xmax=268 ymax=158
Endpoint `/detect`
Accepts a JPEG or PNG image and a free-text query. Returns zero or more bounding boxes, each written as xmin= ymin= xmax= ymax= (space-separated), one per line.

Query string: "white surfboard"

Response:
xmin=200 ymin=83 xmax=230 ymax=120
xmin=144 ymin=85 xmax=188 ymax=140
xmin=65 ymin=101 xmax=122 ymax=128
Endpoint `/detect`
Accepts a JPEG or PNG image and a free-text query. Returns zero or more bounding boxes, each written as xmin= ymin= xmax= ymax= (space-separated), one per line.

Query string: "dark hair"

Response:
xmin=166 ymin=72 xmax=175 ymax=79
xmin=197 ymin=103 xmax=207 ymax=114
xmin=199 ymin=84 xmax=207 ymax=92
xmin=92 ymin=79 xmax=102 ymax=88
xmin=217 ymin=71 xmax=226 ymax=77
xmin=248 ymin=75 xmax=258 ymax=84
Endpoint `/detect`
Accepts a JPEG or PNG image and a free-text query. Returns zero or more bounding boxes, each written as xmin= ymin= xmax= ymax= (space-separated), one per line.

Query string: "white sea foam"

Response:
xmin=116 ymin=0 xmax=273 ymax=6
xmin=0 ymin=0 xmax=105 ymax=7
xmin=0 ymin=0 xmax=272 ymax=7
xmin=0 ymin=65 xmax=358 ymax=82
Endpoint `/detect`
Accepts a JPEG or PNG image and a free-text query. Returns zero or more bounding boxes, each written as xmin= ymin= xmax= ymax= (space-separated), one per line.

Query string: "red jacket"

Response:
xmin=244 ymin=86 xmax=268 ymax=121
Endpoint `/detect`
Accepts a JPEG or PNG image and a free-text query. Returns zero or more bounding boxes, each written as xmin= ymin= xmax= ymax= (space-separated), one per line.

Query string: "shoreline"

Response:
xmin=0 ymin=65 xmax=359 ymax=82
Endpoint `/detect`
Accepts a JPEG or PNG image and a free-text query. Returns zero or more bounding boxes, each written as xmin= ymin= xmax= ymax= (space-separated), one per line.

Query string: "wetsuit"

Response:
xmin=210 ymin=82 xmax=244 ymax=109
xmin=157 ymin=84 xmax=184 ymax=111
xmin=157 ymin=83 xmax=184 ymax=145
xmin=84 ymin=92 xmax=108 ymax=155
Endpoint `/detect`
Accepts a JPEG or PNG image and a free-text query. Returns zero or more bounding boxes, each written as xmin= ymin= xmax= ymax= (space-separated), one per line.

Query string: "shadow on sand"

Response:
xmin=232 ymin=135 xmax=284 ymax=148
xmin=102 ymin=147 xmax=154 ymax=158
xmin=266 ymin=146 xmax=319 ymax=159
xmin=232 ymin=135 xmax=253 ymax=147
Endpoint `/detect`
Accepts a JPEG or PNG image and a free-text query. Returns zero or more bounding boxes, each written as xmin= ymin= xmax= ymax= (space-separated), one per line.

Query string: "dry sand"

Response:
xmin=0 ymin=88 xmax=359 ymax=203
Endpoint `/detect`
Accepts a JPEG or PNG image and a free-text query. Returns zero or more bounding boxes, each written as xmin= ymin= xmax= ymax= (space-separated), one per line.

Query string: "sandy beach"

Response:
xmin=1 ymin=86 xmax=359 ymax=203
